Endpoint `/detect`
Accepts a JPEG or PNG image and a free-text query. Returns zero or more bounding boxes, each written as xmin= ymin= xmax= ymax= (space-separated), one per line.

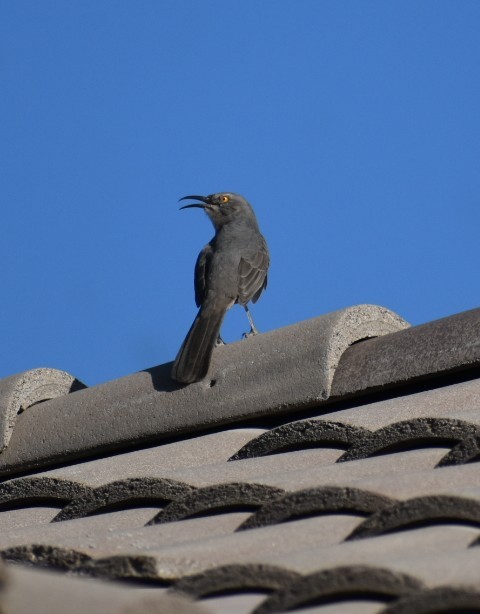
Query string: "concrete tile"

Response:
xmin=0 ymin=305 xmax=407 ymax=477
xmin=332 ymin=307 xmax=480 ymax=398
xmin=0 ymin=368 xmax=86 ymax=453
xmin=29 ymin=430 xmax=265 ymax=487
xmin=0 ymin=507 xmax=60 ymax=530
xmin=323 ymin=378 xmax=480 ymax=430
xmin=1 ymin=564 xmax=208 ymax=614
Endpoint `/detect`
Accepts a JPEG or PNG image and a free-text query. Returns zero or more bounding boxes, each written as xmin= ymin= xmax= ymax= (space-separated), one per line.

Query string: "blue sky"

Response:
xmin=1 ymin=1 xmax=479 ymax=385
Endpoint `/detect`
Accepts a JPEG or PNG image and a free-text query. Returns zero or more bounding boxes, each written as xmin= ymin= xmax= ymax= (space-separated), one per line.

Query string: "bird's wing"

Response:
xmin=237 ymin=243 xmax=269 ymax=305
xmin=194 ymin=243 xmax=213 ymax=308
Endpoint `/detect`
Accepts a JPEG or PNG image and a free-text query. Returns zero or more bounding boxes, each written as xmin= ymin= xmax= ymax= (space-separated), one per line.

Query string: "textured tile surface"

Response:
xmin=0 ymin=305 xmax=408 ymax=475
xmin=0 ymin=368 xmax=85 ymax=452
xmin=332 ymin=306 xmax=480 ymax=397
xmin=1 ymin=307 xmax=478 ymax=478
xmin=1 ymin=306 xmax=480 ymax=612
xmin=0 ymin=564 xmax=208 ymax=614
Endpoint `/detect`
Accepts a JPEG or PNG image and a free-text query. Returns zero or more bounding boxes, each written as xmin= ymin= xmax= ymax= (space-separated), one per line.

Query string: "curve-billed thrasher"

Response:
xmin=171 ymin=192 xmax=269 ymax=384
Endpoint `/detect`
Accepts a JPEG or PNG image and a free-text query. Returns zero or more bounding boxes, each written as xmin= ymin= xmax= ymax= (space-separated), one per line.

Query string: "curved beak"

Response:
xmin=179 ymin=195 xmax=210 ymax=210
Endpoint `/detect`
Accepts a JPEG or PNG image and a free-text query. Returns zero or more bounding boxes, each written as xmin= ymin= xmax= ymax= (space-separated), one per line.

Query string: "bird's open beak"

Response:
xmin=179 ymin=195 xmax=211 ymax=210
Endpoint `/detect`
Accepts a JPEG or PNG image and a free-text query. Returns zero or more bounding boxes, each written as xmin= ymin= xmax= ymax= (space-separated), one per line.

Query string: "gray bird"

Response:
xmin=171 ymin=192 xmax=269 ymax=384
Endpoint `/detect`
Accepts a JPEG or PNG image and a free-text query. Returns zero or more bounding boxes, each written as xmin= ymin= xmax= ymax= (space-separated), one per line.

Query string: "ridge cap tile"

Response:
xmin=332 ymin=306 xmax=480 ymax=397
xmin=0 ymin=368 xmax=86 ymax=453
xmin=0 ymin=304 xmax=407 ymax=476
xmin=0 ymin=306 xmax=478 ymax=478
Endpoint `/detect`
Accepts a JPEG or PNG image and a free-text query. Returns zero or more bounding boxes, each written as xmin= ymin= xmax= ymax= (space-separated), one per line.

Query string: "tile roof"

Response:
xmin=0 ymin=562 xmax=208 ymax=613
xmin=1 ymin=304 xmax=480 ymax=613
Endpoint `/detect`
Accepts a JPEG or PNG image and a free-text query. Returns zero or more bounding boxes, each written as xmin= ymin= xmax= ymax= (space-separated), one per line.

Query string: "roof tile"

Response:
xmin=1 ymin=305 xmax=480 ymax=612
xmin=0 ymin=305 xmax=407 ymax=476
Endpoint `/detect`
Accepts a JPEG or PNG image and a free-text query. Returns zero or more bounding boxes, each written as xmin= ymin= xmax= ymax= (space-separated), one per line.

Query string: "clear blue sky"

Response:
xmin=1 ymin=1 xmax=479 ymax=385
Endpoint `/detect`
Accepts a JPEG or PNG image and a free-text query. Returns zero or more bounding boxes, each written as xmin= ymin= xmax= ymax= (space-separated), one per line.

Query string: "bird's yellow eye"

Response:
xmin=221 ymin=195 xmax=229 ymax=203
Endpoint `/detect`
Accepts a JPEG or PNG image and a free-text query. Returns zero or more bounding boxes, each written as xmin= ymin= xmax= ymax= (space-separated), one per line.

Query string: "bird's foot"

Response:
xmin=243 ymin=305 xmax=260 ymax=339
xmin=216 ymin=335 xmax=226 ymax=346
xmin=242 ymin=326 xmax=259 ymax=340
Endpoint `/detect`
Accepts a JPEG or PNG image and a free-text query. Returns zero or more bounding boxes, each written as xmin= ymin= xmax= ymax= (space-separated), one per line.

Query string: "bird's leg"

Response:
xmin=242 ymin=305 xmax=259 ymax=339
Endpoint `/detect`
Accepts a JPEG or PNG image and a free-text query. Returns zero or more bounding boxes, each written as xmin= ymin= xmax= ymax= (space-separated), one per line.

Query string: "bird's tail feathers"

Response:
xmin=171 ymin=308 xmax=225 ymax=384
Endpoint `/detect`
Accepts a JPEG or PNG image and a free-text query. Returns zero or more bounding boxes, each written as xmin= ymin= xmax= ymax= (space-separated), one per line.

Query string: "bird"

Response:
xmin=171 ymin=192 xmax=269 ymax=384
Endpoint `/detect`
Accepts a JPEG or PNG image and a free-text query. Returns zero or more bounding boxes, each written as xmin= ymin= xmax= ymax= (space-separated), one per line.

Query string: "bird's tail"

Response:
xmin=171 ymin=308 xmax=226 ymax=384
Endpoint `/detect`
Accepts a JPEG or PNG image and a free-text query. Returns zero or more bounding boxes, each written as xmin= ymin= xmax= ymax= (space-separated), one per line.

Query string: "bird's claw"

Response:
xmin=242 ymin=327 xmax=258 ymax=340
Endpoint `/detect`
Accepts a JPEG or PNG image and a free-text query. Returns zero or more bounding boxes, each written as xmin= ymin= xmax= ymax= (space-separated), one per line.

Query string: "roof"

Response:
xmin=1 ymin=304 xmax=480 ymax=613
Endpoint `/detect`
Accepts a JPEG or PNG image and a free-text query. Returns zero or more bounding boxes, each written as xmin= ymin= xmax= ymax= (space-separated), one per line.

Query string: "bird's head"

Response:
xmin=179 ymin=192 xmax=254 ymax=229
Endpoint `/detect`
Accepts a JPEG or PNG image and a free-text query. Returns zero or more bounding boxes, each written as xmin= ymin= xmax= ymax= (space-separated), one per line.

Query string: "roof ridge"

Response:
xmin=0 ymin=304 xmax=407 ymax=477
